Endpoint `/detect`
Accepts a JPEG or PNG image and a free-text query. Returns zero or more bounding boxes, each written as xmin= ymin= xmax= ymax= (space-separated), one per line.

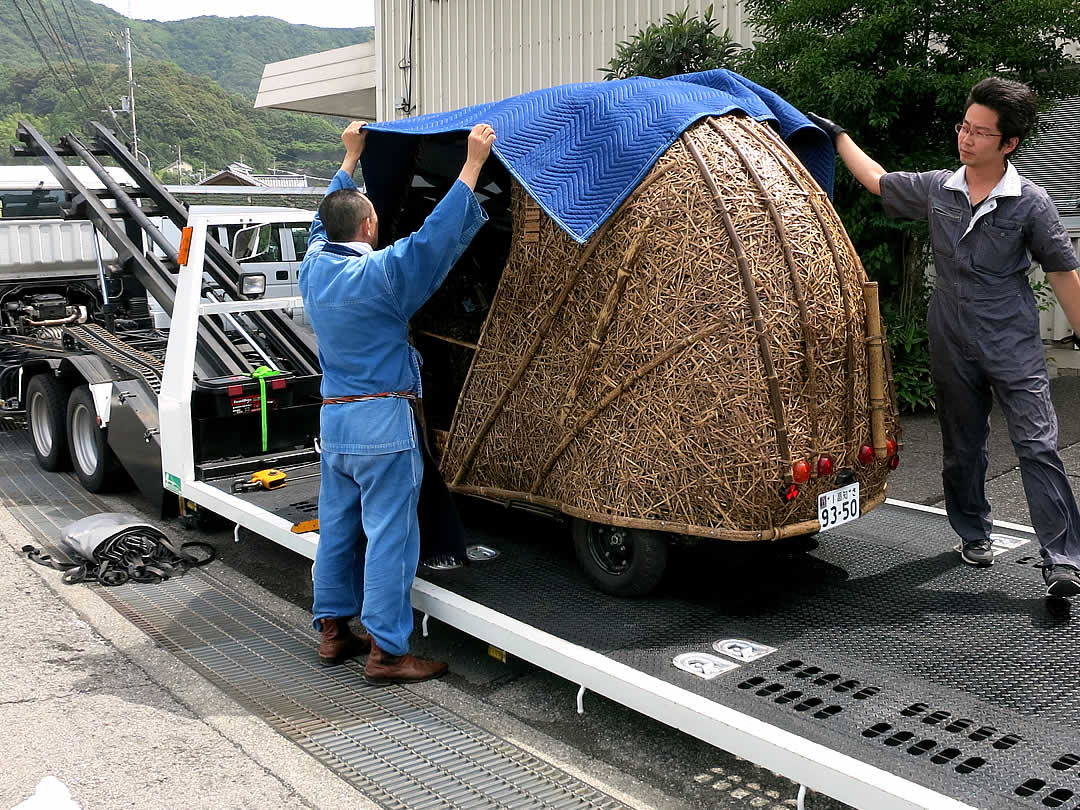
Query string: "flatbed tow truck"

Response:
xmin=3 ymin=122 xmax=1079 ymax=810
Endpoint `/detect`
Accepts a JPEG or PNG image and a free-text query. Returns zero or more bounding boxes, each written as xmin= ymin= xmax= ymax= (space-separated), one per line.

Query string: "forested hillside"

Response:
xmin=1 ymin=0 xmax=373 ymax=180
xmin=2 ymin=0 xmax=371 ymax=96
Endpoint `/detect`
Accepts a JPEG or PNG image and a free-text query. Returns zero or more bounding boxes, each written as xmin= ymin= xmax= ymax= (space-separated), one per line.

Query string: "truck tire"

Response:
xmin=572 ymin=519 xmax=668 ymax=597
xmin=66 ymin=385 xmax=125 ymax=493
xmin=26 ymin=374 xmax=71 ymax=472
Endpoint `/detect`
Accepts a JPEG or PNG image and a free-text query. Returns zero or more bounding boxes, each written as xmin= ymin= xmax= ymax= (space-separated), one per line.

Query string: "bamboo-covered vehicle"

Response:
xmin=363 ymin=72 xmax=901 ymax=595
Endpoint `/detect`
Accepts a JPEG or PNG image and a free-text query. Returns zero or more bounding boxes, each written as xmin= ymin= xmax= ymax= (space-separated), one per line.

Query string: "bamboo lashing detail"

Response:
xmin=863 ymin=282 xmax=888 ymax=457
xmin=523 ymin=196 xmax=542 ymax=243
xmin=556 ymin=216 xmax=652 ymax=426
xmin=450 ymin=162 xmax=679 ymax=487
xmin=707 ymin=117 xmax=821 ymax=455
xmin=737 ymin=117 xmax=861 ymax=459
xmin=680 ymin=130 xmax=793 ymax=477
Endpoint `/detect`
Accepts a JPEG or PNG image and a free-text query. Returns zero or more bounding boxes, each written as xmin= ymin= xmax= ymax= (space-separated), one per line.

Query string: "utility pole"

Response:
xmin=124 ymin=26 xmax=139 ymax=164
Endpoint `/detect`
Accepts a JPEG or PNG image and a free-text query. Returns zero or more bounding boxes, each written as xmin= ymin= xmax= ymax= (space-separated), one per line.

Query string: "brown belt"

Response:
xmin=322 ymin=391 xmax=417 ymax=405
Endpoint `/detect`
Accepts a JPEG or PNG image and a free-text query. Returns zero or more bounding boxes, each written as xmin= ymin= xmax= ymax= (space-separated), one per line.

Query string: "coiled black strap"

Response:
xmin=23 ymin=527 xmax=215 ymax=586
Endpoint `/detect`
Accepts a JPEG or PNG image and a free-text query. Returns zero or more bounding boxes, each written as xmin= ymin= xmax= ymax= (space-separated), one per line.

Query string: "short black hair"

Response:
xmin=318 ymin=189 xmax=374 ymax=242
xmin=965 ymin=77 xmax=1038 ymax=149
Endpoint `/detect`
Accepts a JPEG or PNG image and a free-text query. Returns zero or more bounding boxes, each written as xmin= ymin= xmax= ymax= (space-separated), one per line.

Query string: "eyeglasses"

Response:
xmin=955 ymin=122 xmax=1001 ymax=139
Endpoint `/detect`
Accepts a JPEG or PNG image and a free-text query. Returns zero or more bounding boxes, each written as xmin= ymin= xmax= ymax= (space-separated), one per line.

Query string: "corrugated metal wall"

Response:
xmin=375 ymin=0 xmax=753 ymax=121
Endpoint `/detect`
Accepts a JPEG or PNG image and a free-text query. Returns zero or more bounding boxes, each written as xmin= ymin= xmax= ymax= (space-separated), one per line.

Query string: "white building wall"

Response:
xmin=376 ymin=0 xmax=753 ymax=121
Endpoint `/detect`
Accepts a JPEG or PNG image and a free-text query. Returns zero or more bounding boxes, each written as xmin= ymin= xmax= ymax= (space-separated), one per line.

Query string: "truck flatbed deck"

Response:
xmin=412 ymin=501 xmax=1078 ymax=810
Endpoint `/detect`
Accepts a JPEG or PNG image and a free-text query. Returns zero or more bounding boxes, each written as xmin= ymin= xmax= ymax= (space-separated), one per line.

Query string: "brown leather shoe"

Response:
xmin=364 ymin=640 xmax=448 ymax=686
xmin=318 ymin=617 xmax=372 ymax=667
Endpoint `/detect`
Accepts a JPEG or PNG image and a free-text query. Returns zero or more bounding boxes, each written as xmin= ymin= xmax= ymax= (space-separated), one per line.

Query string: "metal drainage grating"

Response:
xmin=98 ymin=572 xmax=630 ymax=810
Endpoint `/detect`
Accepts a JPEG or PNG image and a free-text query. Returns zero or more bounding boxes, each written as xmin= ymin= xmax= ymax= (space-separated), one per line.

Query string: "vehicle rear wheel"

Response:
xmin=66 ymin=385 xmax=125 ymax=493
xmin=572 ymin=519 xmax=668 ymax=597
xmin=26 ymin=374 xmax=71 ymax=471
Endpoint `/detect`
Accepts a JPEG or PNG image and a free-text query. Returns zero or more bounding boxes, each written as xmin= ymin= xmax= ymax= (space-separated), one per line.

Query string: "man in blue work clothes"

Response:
xmin=301 ymin=120 xmax=495 ymax=681
xmin=808 ymin=78 xmax=1080 ymax=597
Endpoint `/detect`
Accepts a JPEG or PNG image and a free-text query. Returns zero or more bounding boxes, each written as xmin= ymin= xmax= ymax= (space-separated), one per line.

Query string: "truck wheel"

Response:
xmin=66 ymin=385 xmax=124 ymax=493
xmin=572 ymin=519 xmax=668 ymax=597
xmin=26 ymin=374 xmax=71 ymax=471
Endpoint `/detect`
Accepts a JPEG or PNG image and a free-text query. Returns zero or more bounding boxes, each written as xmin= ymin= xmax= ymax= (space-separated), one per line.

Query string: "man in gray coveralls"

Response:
xmin=808 ymin=78 xmax=1080 ymax=597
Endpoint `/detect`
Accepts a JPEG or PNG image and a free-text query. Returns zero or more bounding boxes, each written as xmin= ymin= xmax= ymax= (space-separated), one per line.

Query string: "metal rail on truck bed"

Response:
xmin=6 ymin=123 xmax=324 ymax=507
xmin=12 ymin=121 xmax=320 ymax=380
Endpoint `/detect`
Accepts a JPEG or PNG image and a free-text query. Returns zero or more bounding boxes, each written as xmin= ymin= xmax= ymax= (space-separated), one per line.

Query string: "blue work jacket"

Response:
xmin=299 ymin=170 xmax=488 ymax=454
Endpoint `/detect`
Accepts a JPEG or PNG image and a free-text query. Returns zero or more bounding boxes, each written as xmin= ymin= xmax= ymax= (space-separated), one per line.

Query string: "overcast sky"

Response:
xmin=88 ymin=0 xmax=375 ymax=28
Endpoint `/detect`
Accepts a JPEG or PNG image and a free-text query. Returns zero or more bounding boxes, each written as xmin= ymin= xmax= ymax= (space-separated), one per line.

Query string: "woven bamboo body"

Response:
xmin=440 ymin=115 xmax=899 ymax=541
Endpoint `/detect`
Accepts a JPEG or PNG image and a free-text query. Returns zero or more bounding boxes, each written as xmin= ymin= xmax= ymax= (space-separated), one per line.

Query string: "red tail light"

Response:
xmin=886 ymin=438 xmax=897 ymax=457
xmin=792 ymin=460 xmax=810 ymax=484
xmin=857 ymin=444 xmax=874 ymax=466
xmin=889 ymin=454 xmax=900 ymax=470
xmin=816 ymin=455 xmax=834 ymax=477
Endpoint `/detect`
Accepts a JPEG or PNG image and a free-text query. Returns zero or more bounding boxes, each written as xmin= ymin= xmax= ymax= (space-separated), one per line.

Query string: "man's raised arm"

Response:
xmin=806 ymin=112 xmax=888 ymax=196
xmin=308 ymin=121 xmax=368 ymax=251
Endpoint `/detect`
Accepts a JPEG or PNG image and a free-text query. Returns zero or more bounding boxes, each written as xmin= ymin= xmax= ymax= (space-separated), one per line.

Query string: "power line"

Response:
xmin=128 ymin=36 xmax=200 ymax=130
xmin=11 ymin=0 xmax=85 ymax=116
xmin=29 ymin=0 xmax=88 ymax=100
xmin=57 ymin=0 xmax=113 ymax=117
xmin=21 ymin=0 xmax=98 ymax=119
xmin=12 ymin=0 xmax=152 ymax=167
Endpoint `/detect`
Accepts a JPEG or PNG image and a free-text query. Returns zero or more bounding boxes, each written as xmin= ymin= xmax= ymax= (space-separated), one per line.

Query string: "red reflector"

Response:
xmin=889 ymin=453 xmax=900 ymax=470
xmin=270 ymin=379 xmax=287 ymax=390
xmin=792 ymin=460 xmax=810 ymax=484
xmin=816 ymin=455 xmax=834 ymax=477
xmin=886 ymin=438 xmax=897 ymax=457
xmin=781 ymin=482 xmax=800 ymax=502
xmin=227 ymin=384 xmax=244 ymax=397
xmin=857 ymin=445 xmax=874 ymax=466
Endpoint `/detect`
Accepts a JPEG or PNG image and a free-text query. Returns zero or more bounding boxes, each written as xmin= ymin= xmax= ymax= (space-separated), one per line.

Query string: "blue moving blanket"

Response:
xmin=362 ymin=69 xmax=833 ymax=245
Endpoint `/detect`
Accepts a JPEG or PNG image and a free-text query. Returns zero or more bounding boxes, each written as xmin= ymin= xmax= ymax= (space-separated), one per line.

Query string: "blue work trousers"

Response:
xmin=312 ymin=445 xmax=423 ymax=655
xmin=929 ymin=289 xmax=1080 ymax=568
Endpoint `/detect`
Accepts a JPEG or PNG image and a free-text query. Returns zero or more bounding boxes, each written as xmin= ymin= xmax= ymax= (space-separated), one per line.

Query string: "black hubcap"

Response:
xmin=586 ymin=524 xmax=631 ymax=575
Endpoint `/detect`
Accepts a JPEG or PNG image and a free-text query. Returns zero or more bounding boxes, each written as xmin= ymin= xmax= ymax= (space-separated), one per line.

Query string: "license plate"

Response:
xmin=818 ymin=482 xmax=860 ymax=532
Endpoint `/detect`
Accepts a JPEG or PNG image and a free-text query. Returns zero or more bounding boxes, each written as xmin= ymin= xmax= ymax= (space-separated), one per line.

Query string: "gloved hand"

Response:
xmin=806 ymin=112 xmax=846 ymax=142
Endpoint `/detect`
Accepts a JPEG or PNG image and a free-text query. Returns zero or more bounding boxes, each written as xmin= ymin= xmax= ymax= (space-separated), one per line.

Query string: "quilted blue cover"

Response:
xmin=362 ymin=69 xmax=833 ymax=244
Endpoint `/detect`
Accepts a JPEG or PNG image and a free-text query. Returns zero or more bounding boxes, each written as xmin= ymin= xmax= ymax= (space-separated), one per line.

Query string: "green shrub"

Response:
xmin=882 ymin=297 xmax=935 ymax=414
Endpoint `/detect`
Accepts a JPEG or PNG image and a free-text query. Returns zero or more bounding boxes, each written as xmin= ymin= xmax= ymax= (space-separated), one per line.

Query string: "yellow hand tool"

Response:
xmin=232 ymin=468 xmax=287 ymax=493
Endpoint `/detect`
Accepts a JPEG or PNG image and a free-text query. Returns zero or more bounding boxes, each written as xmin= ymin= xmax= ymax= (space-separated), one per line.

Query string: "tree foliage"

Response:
xmin=0 ymin=60 xmax=344 ymax=180
xmin=0 ymin=0 xmax=371 ymax=98
xmin=738 ymin=0 xmax=1080 ymax=296
xmin=0 ymin=0 xmax=366 ymax=180
xmin=602 ymin=6 xmax=742 ymax=80
xmin=737 ymin=0 xmax=1080 ymax=410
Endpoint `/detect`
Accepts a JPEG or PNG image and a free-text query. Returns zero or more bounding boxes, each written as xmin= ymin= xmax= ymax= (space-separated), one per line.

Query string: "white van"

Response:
xmin=149 ymin=206 xmax=314 ymax=327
